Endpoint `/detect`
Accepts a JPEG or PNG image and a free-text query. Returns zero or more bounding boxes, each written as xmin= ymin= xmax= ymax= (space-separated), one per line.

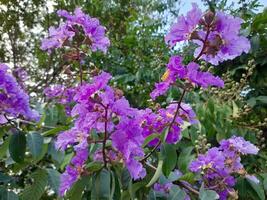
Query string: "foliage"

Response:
xmin=0 ymin=0 xmax=267 ymax=200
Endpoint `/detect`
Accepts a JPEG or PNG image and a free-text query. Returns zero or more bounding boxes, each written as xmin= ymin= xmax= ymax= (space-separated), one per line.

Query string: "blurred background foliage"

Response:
xmin=0 ymin=0 xmax=267 ymax=199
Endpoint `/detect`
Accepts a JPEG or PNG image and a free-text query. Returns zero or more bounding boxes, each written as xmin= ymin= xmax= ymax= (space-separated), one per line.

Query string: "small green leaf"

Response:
xmin=91 ymin=169 xmax=111 ymax=200
xmin=86 ymin=162 xmax=103 ymax=173
xmin=67 ymin=176 xmax=90 ymax=200
xmin=146 ymin=160 xmax=163 ymax=187
xmin=161 ymin=144 xmax=177 ymax=176
xmin=0 ymin=187 xmax=18 ymax=200
xmin=199 ymin=184 xmax=219 ymax=200
xmin=20 ymin=169 xmax=48 ymax=200
xmin=47 ymin=168 xmax=60 ymax=194
xmin=167 ymin=186 xmax=186 ymax=200
xmin=0 ymin=172 xmax=13 ymax=184
xmin=121 ymin=168 xmax=131 ymax=190
xmin=27 ymin=132 xmax=44 ymax=159
xmin=247 ymin=178 xmax=265 ymax=200
xmin=177 ymin=146 xmax=194 ymax=173
xmin=9 ymin=131 xmax=26 ymax=163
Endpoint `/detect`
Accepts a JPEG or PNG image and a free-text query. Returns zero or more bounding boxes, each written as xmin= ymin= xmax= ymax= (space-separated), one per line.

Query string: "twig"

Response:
xmin=102 ymin=106 xmax=109 ymax=168
xmin=144 ymin=162 xmax=199 ymax=195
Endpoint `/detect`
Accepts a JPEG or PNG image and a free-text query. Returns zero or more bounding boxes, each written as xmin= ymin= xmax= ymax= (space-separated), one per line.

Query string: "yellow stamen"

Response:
xmin=161 ymin=69 xmax=170 ymax=81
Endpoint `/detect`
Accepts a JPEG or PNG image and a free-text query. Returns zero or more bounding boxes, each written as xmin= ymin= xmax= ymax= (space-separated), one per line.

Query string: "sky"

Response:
xmin=179 ymin=0 xmax=267 ymax=15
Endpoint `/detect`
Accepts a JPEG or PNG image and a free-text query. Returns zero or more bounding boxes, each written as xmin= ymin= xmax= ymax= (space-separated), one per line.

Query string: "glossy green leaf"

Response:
xmin=91 ymin=169 xmax=111 ymax=200
xmin=26 ymin=132 xmax=44 ymax=159
xmin=161 ymin=144 xmax=177 ymax=176
xmin=199 ymin=184 xmax=219 ymax=200
xmin=9 ymin=131 xmax=26 ymax=163
xmin=47 ymin=168 xmax=60 ymax=194
xmin=20 ymin=169 xmax=48 ymax=200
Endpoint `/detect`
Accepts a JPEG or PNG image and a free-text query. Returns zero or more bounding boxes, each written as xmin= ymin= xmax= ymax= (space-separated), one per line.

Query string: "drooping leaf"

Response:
xmin=199 ymin=184 xmax=219 ymax=200
xmin=9 ymin=131 xmax=26 ymax=163
xmin=20 ymin=169 xmax=48 ymax=200
xmin=47 ymin=168 xmax=60 ymax=194
xmin=0 ymin=187 xmax=18 ymax=200
xmin=161 ymin=144 xmax=177 ymax=176
xmin=91 ymin=169 xmax=111 ymax=200
xmin=26 ymin=132 xmax=44 ymax=159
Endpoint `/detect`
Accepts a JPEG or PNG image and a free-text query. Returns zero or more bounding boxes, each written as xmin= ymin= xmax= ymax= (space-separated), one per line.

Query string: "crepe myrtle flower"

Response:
xmin=150 ymin=56 xmax=224 ymax=100
xmin=41 ymin=8 xmax=110 ymax=53
xmin=0 ymin=63 xmax=39 ymax=122
xmin=165 ymin=3 xmax=250 ymax=65
xmin=190 ymin=136 xmax=259 ymax=200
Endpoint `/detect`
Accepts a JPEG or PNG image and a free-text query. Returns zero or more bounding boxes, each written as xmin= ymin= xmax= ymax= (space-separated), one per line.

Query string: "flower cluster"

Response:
xmin=141 ymin=103 xmax=197 ymax=145
xmin=0 ymin=63 xmax=39 ymax=123
xmin=151 ymin=56 xmax=224 ymax=100
xmin=165 ymin=3 xmax=250 ymax=65
xmin=55 ymin=72 xmax=147 ymax=195
xmin=41 ymin=6 xmax=255 ymax=199
xmin=44 ymin=85 xmax=76 ymax=115
xmin=190 ymin=136 xmax=259 ymax=200
xmin=41 ymin=8 xmax=110 ymax=53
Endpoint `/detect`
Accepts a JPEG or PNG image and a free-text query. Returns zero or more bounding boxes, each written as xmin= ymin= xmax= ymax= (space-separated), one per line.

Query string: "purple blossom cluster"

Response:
xmin=190 ymin=136 xmax=259 ymax=200
xmin=140 ymin=103 xmax=197 ymax=145
xmin=43 ymin=6 xmax=256 ymax=198
xmin=55 ymin=71 xmax=199 ymax=195
xmin=41 ymin=8 xmax=110 ymax=53
xmin=165 ymin=3 xmax=250 ymax=65
xmin=151 ymin=56 xmax=224 ymax=100
xmin=44 ymin=85 xmax=76 ymax=115
xmin=0 ymin=63 xmax=39 ymax=123
xmin=55 ymin=72 xmax=145 ymax=195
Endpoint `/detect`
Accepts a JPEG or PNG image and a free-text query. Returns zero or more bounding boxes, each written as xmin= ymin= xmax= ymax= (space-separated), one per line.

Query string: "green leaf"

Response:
xmin=167 ymin=186 xmax=186 ymax=200
xmin=0 ymin=172 xmax=13 ymax=184
xmin=67 ymin=176 xmax=90 ymax=200
xmin=199 ymin=185 xmax=219 ymax=200
xmin=26 ymin=132 xmax=44 ymax=159
xmin=121 ymin=168 xmax=131 ymax=190
xmin=20 ymin=169 xmax=48 ymax=200
xmin=177 ymin=146 xmax=194 ymax=173
xmin=146 ymin=160 xmax=163 ymax=187
xmin=9 ymin=131 xmax=26 ymax=163
xmin=47 ymin=168 xmax=60 ymax=194
xmin=0 ymin=187 xmax=18 ymax=200
xmin=86 ymin=162 xmax=103 ymax=173
xmin=247 ymin=178 xmax=265 ymax=200
xmin=178 ymin=172 xmax=195 ymax=184
xmin=42 ymin=126 xmax=69 ymax=137
xmin=0 ymin=136 xmax=10 ymax=159
xmin=91 ymin=169 xmax=111 ymax=200
xmin=161 ymin=144 xmax=177 ymax=176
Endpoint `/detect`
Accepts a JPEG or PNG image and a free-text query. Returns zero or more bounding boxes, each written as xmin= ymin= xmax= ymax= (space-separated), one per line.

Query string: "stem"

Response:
xmin=77 ymin=48 xmax=83 ymax=84
xmin=141 ymin=88 xmax=187 ymax=162
xmin=144 ymin=162 xmax=199 ymax=195
xmin=102 ymin=106 xmax=109 ymax=167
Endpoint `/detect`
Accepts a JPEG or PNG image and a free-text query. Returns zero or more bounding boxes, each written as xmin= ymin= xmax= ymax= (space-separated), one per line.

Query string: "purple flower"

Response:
xmin=59 ymin=166 xmax=79 ymax=196
xmin=186 ymin=62 xmax=224 ymax=88
xmin=165 ymin=3 xmax=202 ymax=47
xmin=0 ymin=63 xmax=39 ymax=121
xmin=190 ymin=147 xmax=225 ymax=172
xmin=190 ymin=136 xmax=259 ymax=199
xmin=111 ymin=117 xmax=145 ymax=180
xmin=193 ymin=12 xmax=250 ymax=65
xmin=166 ymin=5 xmax=250 ymax=65
xmin=154 ymin=182 xmax=173 ymax=193
xmin=219 ymin=136 xmax=259 ymax=155
xmin=150 ymin=57 xmax=224 ymax=99
xmin=42 ymin=8 xmax=110 ymax=53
